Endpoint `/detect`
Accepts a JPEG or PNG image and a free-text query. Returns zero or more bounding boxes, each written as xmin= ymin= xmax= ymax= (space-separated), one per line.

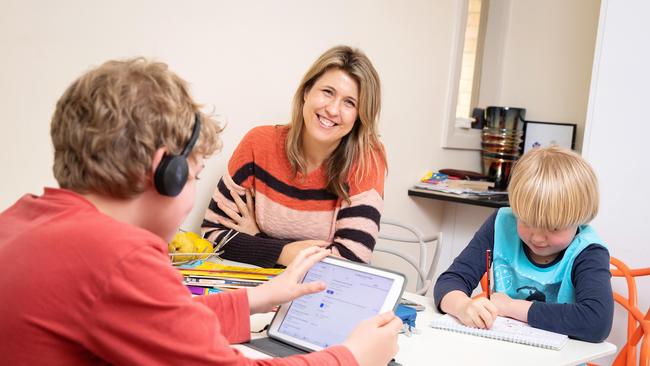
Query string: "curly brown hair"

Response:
xmin=51 ymin=58 xmax=222 ymax=199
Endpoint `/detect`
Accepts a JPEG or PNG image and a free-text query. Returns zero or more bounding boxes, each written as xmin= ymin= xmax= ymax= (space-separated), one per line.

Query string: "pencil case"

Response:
xmin=396 ymin=304 xmax=417 ymax=329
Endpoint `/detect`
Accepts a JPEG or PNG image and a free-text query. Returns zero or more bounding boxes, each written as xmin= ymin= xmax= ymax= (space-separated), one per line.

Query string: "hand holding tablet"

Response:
xmin=343 ymin=311 xmax=403 ymax=366
xmin=244 ymin=252 xmax=406 ymax=366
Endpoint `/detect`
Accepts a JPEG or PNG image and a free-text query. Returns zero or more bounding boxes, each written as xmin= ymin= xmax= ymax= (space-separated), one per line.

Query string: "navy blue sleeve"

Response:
xmin=528 ymin=244 xmax=613 ymax=342
xmin=433 ymin=210 xmax=498 ymax=312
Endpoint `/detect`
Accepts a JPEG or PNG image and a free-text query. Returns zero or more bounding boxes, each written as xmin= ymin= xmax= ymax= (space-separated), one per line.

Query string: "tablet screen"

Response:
xmin=273 ymin=259 xmax=401 ymax=349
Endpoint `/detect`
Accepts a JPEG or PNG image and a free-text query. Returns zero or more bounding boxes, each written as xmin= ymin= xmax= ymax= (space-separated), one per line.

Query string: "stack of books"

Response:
xmin=176 ymin=260 xmax=283 ymax=296
xmin=415 ymin=170 xmax=504 ymax=197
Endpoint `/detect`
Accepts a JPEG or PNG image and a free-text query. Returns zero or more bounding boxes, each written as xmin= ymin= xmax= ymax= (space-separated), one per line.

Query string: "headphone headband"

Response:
xmin=153 ymin=112 xmax=202 ymax=197
xmin=181 ymin=113 xmax=201 ymax=157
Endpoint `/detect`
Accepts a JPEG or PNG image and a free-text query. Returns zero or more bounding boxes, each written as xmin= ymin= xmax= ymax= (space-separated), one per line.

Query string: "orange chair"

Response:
xmin=601 ymin=257 xmax=650 ymax=366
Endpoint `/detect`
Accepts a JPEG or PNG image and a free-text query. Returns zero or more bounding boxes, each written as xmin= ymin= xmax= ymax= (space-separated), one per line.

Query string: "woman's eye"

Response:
xmin=344 ymin=100 xmax=356 ymax=108
xmin=322 ymin=89 xmax=333 ymax=96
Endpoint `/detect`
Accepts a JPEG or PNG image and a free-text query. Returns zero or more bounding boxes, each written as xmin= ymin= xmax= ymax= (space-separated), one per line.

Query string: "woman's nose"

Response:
xmin=325 ymin=98 xmax=340 ymax=116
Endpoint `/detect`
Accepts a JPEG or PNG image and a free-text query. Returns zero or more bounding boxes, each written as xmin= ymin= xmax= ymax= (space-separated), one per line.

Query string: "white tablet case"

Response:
xmin=245 ymin=257 xmax=406 ymax=356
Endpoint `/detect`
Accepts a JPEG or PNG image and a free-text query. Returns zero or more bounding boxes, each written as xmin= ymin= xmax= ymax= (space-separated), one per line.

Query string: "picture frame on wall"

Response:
xmin=522 ymin=121 xmax=577 ymax=153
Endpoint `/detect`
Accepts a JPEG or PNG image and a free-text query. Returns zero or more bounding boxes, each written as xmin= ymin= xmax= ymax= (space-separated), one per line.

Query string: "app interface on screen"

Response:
xmin=278 ymin=261 xmax=394 ymax=348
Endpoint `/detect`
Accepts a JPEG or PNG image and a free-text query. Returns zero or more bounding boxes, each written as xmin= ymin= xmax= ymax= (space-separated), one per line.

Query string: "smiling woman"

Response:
xmin=201 ymin=45 xmax=387 ymax=267
xmin=301 ymin=68 xmax=360 ymax=171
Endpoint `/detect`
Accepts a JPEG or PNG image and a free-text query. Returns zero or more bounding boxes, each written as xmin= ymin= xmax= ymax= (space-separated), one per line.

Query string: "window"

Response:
xmin=442 ymin=0 xmax=489 ymax=150
xmin=456 ymin=0 xmax=488 ymax=119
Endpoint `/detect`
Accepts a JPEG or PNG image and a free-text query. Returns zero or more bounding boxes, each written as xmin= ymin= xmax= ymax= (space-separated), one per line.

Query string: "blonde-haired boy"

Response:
xmin=0 ymin=58 xmax=401 ymax=365
xmin=434 ymin=146 xmax=613 ymax=342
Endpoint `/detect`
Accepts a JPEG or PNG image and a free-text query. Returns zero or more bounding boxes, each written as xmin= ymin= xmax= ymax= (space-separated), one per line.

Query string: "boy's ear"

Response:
xmin=149 ymin=147 xmax=168 ymax=181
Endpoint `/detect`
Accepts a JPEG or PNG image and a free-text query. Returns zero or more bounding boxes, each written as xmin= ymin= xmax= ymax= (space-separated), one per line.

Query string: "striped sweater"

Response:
xmin=202 ymin=125 xmax=385 ymax=267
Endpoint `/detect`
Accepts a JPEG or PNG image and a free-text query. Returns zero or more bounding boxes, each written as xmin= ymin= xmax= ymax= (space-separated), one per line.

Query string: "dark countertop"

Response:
xmin=408 ymin=187 xmax=509 ymax=208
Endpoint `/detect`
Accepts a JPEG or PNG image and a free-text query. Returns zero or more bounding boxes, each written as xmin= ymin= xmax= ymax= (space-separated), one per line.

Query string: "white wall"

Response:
xmin=0 ymin=0 xmax=471 ymax=236
xmin=479 ymin=0 xmax=600 ymax=152
xmin=582 ymin=0 xmax=650 ymax=362
xmin=1 ymin=0 xmax=489 ymax=293
xmin=0 ymin=1 xmax=614 ymax=291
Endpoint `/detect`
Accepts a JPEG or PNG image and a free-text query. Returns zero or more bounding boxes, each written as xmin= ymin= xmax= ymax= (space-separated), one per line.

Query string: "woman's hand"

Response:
xmin=216 ymin=189 xmax=260 ymax=236
xmin=247 ymin=247 xmax=331 ymax=314
xmin=277 ymin=240 xmax=330 ymax=266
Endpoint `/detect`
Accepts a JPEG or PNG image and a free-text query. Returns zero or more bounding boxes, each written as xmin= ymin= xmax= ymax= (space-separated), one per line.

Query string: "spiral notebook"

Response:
xmin=430 ymin=314 xmax=568 ymax=350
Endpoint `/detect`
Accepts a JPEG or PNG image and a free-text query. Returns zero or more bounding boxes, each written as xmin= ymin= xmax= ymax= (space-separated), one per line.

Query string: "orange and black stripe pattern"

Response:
xmin=202 ymin=125 xmax=385 ymax=266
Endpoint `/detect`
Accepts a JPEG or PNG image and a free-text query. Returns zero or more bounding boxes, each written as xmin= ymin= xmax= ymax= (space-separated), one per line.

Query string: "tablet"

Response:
xmin=266 ymin=256 xmax=406 ymax=352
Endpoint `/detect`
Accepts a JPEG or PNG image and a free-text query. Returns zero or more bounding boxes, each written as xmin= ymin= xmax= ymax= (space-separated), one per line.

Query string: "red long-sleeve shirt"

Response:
xmin=0 ymin=188 xmax=357 ymax=365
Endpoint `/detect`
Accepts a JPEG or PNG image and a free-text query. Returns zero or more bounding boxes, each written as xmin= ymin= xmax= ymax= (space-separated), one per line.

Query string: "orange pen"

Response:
xmin=485 ymin=249 xmax=492 ymax=299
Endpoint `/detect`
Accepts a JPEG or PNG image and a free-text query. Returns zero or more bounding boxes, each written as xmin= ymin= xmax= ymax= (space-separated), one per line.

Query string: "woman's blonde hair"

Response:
xmin=51 ymin=58 xmax=223 ymax=199
xmin=285 ymin=45 xmax=386 ymax=202
xmin=508 ymin=146 xmax=599 ymax=230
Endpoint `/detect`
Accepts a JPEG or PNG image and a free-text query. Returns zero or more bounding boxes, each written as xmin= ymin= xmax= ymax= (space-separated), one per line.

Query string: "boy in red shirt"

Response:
xmin=0 ymin=58 xmax=401 ymax=365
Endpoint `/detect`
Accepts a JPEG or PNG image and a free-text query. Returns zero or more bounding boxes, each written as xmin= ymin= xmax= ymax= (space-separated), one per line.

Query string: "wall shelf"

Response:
xmin=408 ymin=187 xmax=509 ymax=209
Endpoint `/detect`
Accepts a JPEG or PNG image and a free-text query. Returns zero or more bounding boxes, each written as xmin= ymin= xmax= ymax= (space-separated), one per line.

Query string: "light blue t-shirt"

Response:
xmin=493 ymin=208 xmax=606 ymax=304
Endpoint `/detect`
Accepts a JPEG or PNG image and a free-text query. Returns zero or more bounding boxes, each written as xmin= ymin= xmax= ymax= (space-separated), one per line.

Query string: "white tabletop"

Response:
xmin=247 ymin=292 xmax=616 ymax=366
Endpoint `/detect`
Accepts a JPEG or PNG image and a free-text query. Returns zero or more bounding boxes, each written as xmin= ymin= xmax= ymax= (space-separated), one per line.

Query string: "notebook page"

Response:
xmin=430 ymin=314 xmax=568 ymax=350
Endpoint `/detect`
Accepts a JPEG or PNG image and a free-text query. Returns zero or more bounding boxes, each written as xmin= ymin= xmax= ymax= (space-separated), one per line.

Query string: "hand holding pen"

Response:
xmin=455 ymin=295 xmax=498 ymax=329
xmin=439 ymin=249 xmax=499 ymax=329
xmin=481 ymin=250 xmax=529 ymax=323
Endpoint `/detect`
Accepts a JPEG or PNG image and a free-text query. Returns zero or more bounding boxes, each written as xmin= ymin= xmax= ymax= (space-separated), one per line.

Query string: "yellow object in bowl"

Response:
xmin=168 ymin=231 xmax=214 ymax=262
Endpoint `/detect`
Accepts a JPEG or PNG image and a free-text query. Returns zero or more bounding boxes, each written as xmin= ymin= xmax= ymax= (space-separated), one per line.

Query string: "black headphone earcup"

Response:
xmin=154 ymin=155 xmax=189 ymax=197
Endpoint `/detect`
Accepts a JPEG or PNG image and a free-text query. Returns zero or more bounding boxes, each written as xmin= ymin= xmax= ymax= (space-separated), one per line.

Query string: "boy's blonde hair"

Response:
xmin=51 ymin=58 xmax=222 ymax=199
xmin=508 ymin=146 xmax=599 ymax=230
